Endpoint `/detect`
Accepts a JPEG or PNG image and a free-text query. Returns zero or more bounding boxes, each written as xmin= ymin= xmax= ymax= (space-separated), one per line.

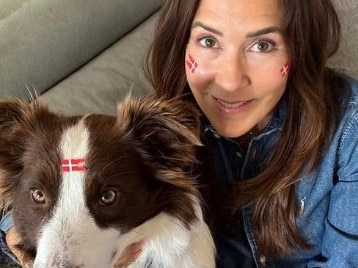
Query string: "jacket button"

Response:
xmin=259 ymin=255 xmax=267 ymax=266
xmin=213 ymin=132 xmax=220 ymax=138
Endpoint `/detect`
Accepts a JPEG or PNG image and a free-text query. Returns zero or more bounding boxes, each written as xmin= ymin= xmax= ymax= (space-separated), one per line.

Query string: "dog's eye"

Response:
xmin=100 ymin=189 xmax=117 ymax=206
xmin=30 ymin=189 xmax=46 ymax=204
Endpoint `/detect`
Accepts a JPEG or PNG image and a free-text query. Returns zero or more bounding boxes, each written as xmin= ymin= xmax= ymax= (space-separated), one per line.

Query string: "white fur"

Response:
xmin=114 ymin=196 xmax=215 ymax=268
xmin=33 ymin=121 xmax=215 ymax=267
xmin=34 ymin=121 xmax=122 ymax=267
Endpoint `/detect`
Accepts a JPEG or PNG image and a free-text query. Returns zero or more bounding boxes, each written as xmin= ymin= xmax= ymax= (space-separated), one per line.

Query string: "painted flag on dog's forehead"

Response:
xmin=61 ymin=158 xmax=86 ymax=172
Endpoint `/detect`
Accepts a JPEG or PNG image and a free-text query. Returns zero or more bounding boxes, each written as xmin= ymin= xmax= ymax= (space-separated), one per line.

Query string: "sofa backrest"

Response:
xmin=330 ymin=0 xmax=358 ymax=78
xmin=0 ymin=0 xmax=162 ymax=100
xmin=0 ymin=0 xmax=356 ymax=101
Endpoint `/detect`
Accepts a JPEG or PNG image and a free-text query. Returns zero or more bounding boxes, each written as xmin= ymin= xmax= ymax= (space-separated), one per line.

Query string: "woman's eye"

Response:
xmin=100 ymin=189 xmax=118 ymax=206
xmin=198 ymin=36 xmax=218 ymax=48
xmin=30 ymin=189 xmax=46 ymax=204
xmin=250 ymin=41 xmax=275 ymax=52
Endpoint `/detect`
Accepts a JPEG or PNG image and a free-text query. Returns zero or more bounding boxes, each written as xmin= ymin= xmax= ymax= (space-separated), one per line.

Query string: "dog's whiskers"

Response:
xmin=25 ymin=83 xmax=39 ymax=102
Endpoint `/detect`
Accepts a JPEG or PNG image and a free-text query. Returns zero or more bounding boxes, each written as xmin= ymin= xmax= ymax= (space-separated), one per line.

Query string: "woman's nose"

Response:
xmin=214 ymin=54 xmax=249 ymax=92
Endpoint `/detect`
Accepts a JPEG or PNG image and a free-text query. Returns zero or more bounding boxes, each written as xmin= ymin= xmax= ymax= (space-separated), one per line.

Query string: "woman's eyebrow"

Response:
xmin=191 ymin=21 xmax=223 ymax=36
xmin=192 ymin=22 xmax=282 ymax=38
xmin=246 ymin=27 xmax=283 ymax=37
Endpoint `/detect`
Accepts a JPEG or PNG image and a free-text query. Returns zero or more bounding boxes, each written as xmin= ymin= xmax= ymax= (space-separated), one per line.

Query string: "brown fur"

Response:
xmin=0 ymin=96 xmax=215 ymax=262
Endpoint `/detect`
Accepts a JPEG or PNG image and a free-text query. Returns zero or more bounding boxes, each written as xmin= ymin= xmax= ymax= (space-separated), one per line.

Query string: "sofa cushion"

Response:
xmin=0 ymin=0 xmax=162 ymax=100
xmin=330 ymin=0 xmax=358 ymax=78
xmin=39 ymin=11 xmax=158 ymax=115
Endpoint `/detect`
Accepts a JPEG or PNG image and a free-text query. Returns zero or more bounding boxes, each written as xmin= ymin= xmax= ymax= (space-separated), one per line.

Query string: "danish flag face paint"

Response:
xmin=280 ymin=63 xmax=290 ymax=76
xmin=186 ymin=54 xmax=198 ymax=73
xmin=61 ymin=158 xmax=86 ymax=172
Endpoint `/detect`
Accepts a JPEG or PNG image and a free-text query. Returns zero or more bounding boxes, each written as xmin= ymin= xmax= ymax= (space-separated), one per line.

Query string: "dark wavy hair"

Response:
xmin=145 ymin=0 xmax=341 ymax=259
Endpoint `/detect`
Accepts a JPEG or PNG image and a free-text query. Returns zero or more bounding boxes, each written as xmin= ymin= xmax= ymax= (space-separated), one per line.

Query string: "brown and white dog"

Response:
xmin=0 ymin=96 xmax=216 ymax=268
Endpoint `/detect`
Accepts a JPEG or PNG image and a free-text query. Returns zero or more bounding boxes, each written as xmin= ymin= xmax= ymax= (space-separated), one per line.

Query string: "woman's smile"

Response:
xmin=211 ymin=94 xmax=253 ymax=113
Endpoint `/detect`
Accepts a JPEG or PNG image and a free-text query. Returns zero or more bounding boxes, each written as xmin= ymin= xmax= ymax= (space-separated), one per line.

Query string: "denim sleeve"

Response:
xmin=317 ymin=180 xmax=358 ymax=267
xmin=0 ymin=211 xmax=21 ymax=266
xmin=308 ymin=112 xmax=358 ymax=267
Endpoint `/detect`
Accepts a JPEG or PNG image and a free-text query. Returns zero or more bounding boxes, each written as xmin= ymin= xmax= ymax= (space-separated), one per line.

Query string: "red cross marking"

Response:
xmin=61 ymin=158 xmax=86 ymax=172
xmin=186 ymin=54 xmax=198 ymax=73
xmin=280 ymin=64 xmax=290 ymax=76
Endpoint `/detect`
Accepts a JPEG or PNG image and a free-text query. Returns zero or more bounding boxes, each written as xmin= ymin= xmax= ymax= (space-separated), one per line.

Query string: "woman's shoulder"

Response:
xmin=332 ymin=73 xmax=358 ymax=148
xmin=334 ymin=72 xmax=358 ymax=104
xmin=321 ymin=73 xmax=358 ymax=183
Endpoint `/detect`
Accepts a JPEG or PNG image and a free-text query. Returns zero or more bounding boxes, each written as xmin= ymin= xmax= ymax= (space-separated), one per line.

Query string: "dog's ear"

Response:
xmin=0 ymin=98 xmax=28 ymax=129
xmin=0 ymin=98 xmax=41 ymax=154
xmin=0 ymin=98 xmax=44 ymax=210
xmin=116 ymin=95 xmax=202 ymax=174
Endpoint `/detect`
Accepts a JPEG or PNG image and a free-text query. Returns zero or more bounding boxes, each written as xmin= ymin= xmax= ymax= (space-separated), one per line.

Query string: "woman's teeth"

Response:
xmin=215 ymin=98 xmax=248 ymax=109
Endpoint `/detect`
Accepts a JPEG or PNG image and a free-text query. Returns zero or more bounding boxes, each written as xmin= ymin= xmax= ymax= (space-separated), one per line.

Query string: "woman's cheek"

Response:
xmin=279 ymin=63 xmax=290 ymax=76
xmin=185 ymin=54 xmax=198 ymax=74
xmin=185 ymin=53 xmax=215 ymax=90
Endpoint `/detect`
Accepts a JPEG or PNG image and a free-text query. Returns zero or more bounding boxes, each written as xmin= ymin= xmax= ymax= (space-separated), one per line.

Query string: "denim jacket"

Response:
xmin=206 ymin=74 xmax=358 ymax=268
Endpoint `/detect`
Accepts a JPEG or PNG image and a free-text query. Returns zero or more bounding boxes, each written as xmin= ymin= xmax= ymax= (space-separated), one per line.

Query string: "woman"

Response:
xmin=145 ymin=0 xmax=358 ymax=267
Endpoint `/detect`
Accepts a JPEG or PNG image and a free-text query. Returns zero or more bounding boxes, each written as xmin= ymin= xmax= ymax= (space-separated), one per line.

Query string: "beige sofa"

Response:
xmin=0 ymin=0 xmax=162 ymax=115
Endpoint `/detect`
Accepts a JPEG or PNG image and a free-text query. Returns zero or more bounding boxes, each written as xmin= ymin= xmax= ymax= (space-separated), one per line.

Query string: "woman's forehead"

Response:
xmin=193 ymin=0 xmax=283 ymax=30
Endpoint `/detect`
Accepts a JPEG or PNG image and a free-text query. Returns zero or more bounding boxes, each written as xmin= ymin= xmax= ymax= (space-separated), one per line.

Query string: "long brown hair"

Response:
xmin=145 ymin=0 xmax=341 ymax=259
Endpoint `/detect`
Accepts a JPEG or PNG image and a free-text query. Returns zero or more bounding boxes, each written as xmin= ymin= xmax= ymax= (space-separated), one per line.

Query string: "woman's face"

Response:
xmin=185 ymin=0 xmax=289 ymax=138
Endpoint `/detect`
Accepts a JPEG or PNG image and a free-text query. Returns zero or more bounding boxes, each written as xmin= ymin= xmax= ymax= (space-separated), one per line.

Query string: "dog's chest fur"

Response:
xmin=0 ymin=97 xmax=216 ymax=268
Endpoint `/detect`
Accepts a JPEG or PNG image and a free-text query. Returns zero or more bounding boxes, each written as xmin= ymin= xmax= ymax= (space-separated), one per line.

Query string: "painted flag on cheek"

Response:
xmin=186 ymin=54 xmax=198 ymax=73
xmin=280 ymin=63 xmax=290 ymax=76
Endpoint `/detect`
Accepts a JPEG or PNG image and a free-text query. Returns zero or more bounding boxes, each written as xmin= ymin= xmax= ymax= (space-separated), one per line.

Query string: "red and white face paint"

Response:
xmin=185 ymin=0 xmax=290 ymax=138
xmin=185 ymin=54 xmax=198 ymax=73
xmin=61 ymin=158 xmax=86 ymax=172
xmin=280 ymin=63 xmax=290 ymax=76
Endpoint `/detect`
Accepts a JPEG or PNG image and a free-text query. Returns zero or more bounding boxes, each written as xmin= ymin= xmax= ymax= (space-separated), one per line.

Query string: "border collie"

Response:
xmin=0 ymin=96 xmax=215 ymax=267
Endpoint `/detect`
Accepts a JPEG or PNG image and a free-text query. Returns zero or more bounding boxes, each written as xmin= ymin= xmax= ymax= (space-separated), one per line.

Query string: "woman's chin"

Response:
xmin=210 ymin=124 xmax=248 ymax=139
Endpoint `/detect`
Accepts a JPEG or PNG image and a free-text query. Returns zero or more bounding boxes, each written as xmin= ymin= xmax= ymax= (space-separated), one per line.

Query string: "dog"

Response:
xmin=0 ymin=96 xmax=216 ymax=268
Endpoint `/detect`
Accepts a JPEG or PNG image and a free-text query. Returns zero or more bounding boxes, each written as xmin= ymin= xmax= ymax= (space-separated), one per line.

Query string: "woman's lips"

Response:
xmin=211 ymin=95 xmax=252 ymax=111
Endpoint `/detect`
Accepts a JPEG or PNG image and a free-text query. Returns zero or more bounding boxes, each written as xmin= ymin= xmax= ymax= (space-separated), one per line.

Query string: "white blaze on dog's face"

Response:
xmin=0 ymin=98 xmax=215 ymax=268
xmin=34 ymin=120 xmax=120 ymax=268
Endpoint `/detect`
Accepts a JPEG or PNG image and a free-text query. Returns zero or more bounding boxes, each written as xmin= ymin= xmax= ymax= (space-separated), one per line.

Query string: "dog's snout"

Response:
xmin=34 ymin=254 xmax=84 ymax=268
